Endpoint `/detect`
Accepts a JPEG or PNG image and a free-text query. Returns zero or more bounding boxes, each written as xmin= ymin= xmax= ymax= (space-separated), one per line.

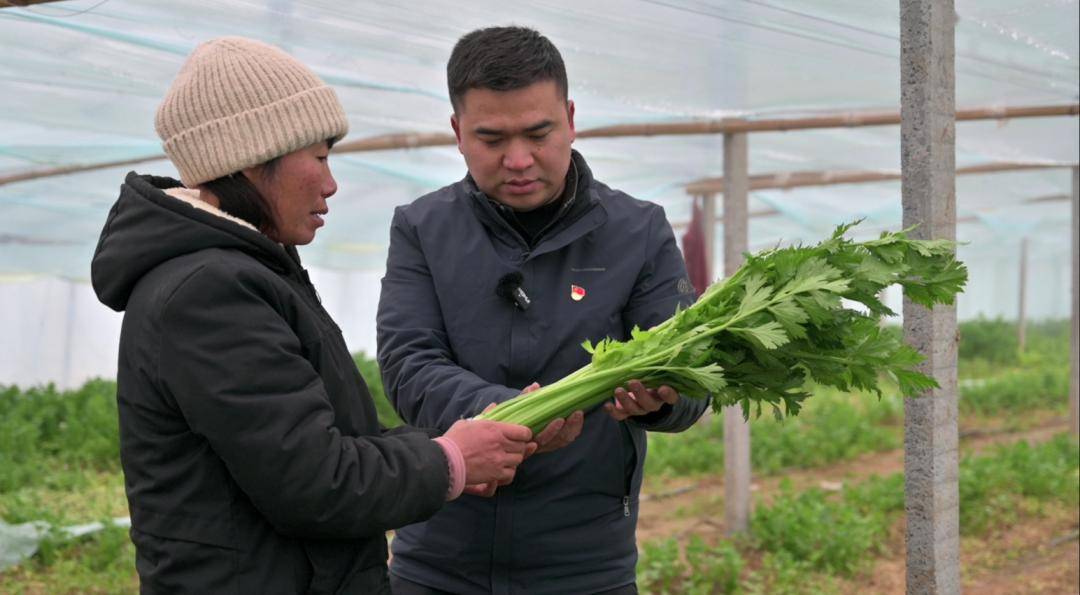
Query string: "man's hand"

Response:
xmin=532 ymin=410 xmax=585 ymax=454
xmin=520 ymin=382 xmax=584 ymax=455
xmin=604 ymin=380 xmax=678 ymax=422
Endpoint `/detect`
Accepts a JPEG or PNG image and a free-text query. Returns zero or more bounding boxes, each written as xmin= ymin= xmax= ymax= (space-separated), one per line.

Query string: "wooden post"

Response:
xmin=1018 ymin=237 xmax=1029 ymax=353
xmin=901 ymin=0 xmax=961 ymax=592
xmin=3 ymin=105 xmax=1075 ymax=188
xmin=702 ymin=194 xmax=717 ymax=281
xmin=1071 ymin=166 xmax=1079 ymax=436
xmin=722 ymin=131 xmax=752 ymax=535
xmin=0 ymin=0 xmax=68 ymax=7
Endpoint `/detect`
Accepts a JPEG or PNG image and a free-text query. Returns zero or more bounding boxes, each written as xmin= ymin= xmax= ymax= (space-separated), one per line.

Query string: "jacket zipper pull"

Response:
xmin=623 ymin=496 xmax=631 ymax=517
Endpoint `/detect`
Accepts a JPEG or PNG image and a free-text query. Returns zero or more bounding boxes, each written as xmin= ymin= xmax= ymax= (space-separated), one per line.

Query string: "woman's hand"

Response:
xmin=442 ymin=418 xmax=534 ymax=488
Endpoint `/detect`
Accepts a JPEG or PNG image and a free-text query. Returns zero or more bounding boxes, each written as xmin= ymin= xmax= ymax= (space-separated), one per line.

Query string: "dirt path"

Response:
xmin=965 ymin=529 xmax=1080 ymax=595
xmin=637 ymin=415 xmax=1071 ymax=545
xmin=635 ymin=415 xmax=1076 ymax=594
xmin=830 ymin=511 xmax=1079 ymax=594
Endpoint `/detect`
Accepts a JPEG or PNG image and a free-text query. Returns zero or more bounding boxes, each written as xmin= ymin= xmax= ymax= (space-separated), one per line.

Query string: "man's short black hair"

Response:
xmin=447 ymin=26 xmax=568 ymax=113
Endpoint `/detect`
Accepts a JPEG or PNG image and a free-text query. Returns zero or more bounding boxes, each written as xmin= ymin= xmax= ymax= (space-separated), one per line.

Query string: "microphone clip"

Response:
xmin=496 ymin=272 xmax=531 ymax=311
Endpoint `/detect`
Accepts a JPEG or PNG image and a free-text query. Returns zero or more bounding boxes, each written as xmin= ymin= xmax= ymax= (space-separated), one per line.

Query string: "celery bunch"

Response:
xmin=479 ymin=223 xmax=968 ymax=433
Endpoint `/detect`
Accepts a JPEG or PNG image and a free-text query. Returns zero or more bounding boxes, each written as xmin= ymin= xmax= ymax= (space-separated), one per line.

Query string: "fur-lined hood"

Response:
xmin=91 ymin=172 xmax=297 ymax=312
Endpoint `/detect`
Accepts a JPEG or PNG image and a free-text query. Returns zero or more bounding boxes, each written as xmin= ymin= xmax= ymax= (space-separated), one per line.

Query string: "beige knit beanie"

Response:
xmin=156 ymin=36 xmax=349 ymax=187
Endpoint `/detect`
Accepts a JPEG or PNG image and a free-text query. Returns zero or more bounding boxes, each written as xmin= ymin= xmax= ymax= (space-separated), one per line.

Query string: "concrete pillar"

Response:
xmin=722 ymin=131 xmax=752 ymax=535
xmin=1018 ymin=237 xmax=1028 ymax=353
xmin=901 ymin=0 xmax=960 ymax=593
xmin=1071 ymin=166 xmax=1078 ymax=436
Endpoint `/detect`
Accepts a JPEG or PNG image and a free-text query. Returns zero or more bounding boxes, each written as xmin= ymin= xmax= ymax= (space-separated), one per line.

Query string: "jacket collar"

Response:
xmin=92 ymin=173 xmax=304 ymax=311
xmin=462 ymin=150 xmax=604 ymax=255
xmin=162 ymin=187 xmax=260 ymax=233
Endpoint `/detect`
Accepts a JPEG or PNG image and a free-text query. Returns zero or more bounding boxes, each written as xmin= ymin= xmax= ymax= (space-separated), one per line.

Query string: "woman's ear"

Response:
xmin=239 ymin=166 xmax=263 ymax=188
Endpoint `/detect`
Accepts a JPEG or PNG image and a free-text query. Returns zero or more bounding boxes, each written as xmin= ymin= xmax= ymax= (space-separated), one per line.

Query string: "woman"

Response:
xmin=91 ymin=36 xmax=534 ymax=594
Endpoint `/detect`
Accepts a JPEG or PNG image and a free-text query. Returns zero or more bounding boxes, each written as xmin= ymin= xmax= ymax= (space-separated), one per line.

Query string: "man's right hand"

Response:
xmin=532 ymin=411 xmax=585 ymax=454
xmin=442 ymin=419 xmax=534 ymax=487
xmin=519 ymin=382 xmax=584 ymax=454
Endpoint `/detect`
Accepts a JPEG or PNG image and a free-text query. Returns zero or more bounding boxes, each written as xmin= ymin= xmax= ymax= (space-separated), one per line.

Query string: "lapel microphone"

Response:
xmin=496 ymin=272 xmax=531 ymax=311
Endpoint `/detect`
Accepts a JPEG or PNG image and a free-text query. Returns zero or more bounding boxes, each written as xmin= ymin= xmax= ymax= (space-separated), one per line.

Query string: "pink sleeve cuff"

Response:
xmin=433 ymin=437 xmax=466 ymax=501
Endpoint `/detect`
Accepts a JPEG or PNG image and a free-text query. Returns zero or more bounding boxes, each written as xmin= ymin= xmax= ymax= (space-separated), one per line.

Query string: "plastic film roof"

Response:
xmin=1 ymin=0 xmax=1077 ymax=280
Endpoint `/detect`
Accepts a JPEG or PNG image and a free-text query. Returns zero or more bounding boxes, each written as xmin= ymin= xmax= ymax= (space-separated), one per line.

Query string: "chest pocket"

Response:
xmin=294 ymin=300 xmax=345 ymax=374
xmin=556 ymin=268 xmax=629 ymax=359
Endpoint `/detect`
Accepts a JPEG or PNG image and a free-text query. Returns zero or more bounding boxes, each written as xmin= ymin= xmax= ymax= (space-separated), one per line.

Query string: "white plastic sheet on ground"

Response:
xmin=0 ymin=517 xmax=131 ymax=572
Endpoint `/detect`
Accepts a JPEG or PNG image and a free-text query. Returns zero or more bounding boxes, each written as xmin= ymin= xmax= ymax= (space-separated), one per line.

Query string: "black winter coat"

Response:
xmin=92 ymin=173 xmax=450 ymax=594
xmin=378 ymin=152 xmax=708 ymax=594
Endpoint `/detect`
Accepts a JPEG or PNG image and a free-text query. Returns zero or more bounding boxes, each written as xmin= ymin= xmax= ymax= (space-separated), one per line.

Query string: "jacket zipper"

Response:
xmin=622 ymin=424 xmax=638 ymax=518
xmin=530 ymin=159 xmax=580 ymax=246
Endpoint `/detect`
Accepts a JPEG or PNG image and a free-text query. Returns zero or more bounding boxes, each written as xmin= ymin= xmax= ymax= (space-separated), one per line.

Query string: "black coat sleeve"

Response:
xmin=623 ymin=205 xmax=710 ymax=433
xmin=377 ymin=207 xmax=519 ymax=431
xmin=157 ymin=261 xmax=449 ymax=540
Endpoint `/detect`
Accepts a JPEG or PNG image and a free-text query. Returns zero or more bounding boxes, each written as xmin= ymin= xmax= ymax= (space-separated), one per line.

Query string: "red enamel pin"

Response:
xmin=570 ymin=285 xmax=586 ymax=301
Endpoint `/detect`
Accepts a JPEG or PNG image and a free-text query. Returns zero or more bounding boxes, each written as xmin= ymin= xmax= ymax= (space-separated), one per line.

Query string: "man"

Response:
xmin=377 ymin=26 xmax=708 ymax=594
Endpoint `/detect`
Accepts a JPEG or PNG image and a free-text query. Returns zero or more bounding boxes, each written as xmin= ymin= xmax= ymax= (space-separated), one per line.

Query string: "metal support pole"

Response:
xmin=722 ymin=131 xmax=752 ymax=535
xmin=1018 ymin=237 xmax=1029 ymax=353
xmin=901 ymin=0 xmax=960 ymax=592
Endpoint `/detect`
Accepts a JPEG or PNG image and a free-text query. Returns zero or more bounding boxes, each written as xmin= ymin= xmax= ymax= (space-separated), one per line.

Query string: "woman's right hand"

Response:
xmin=442 ymin=418 xmax=534 ymax=488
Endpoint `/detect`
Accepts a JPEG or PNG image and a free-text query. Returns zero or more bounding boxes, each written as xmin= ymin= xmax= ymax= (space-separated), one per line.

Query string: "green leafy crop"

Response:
xmin=481 ymin=223 xmax=968 ymax=432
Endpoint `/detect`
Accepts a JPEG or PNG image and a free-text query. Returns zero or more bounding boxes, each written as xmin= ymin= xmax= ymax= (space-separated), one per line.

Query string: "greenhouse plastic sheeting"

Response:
xmin=1 ymin=238 xmax=1071 ymax=390
xmin=1 ymin=0 xmax=1077 ymax=279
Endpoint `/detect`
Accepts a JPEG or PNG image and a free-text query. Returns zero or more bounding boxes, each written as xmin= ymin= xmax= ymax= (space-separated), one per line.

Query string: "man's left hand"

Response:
xmin=604 ymin=380 xmax=679 ymax=422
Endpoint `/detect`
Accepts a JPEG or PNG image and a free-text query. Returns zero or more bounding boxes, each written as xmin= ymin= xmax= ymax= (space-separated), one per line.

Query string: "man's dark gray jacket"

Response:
xmin=378 ymin=153 xmax=708 ymax=594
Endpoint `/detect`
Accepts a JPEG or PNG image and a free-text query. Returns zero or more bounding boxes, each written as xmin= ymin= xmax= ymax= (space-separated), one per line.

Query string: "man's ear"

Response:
xmin=566 ymin=100 xmax=576 ymax=144
xmin=451 ymin=114 xmax=464 ymax=154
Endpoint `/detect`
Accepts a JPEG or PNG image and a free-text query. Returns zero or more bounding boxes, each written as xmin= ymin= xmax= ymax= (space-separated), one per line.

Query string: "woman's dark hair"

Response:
xmin=201 ymin=158 xmax=281 ymax=236
xmin=447 ymin=26 xmax=567 ymax=113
